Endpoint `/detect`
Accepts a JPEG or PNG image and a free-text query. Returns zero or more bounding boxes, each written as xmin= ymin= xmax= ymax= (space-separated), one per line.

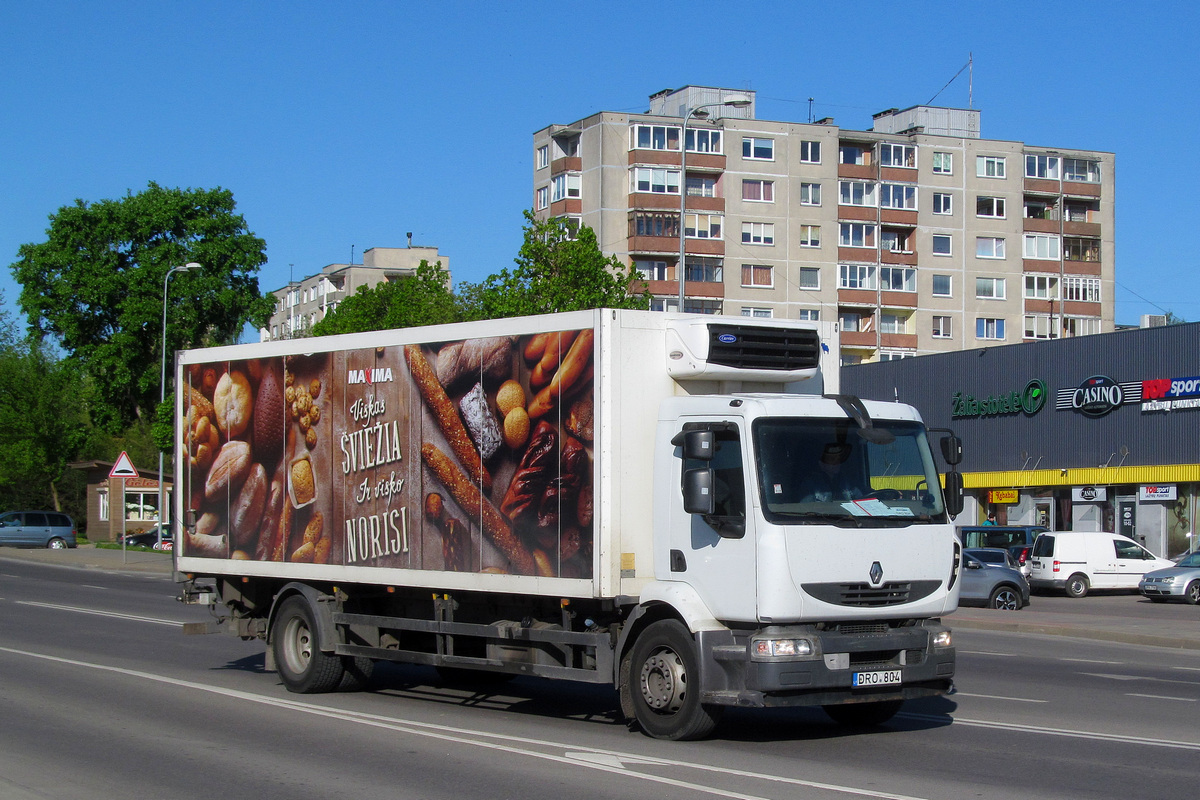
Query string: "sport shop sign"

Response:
xmin=1054 ymin=373 xmax=1200 ymax=418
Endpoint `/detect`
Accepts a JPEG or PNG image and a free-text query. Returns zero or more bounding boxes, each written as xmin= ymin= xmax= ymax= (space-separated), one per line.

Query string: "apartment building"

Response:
xmin=531 ymin=86 xmax=1114 ymax=362
xmin=260 ymin=245 xmax=449 ymax=341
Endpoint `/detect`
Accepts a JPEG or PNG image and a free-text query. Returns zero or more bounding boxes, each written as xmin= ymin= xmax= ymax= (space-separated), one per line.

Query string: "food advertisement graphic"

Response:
xmin=182 ymin=329 xmax=595 ymax=578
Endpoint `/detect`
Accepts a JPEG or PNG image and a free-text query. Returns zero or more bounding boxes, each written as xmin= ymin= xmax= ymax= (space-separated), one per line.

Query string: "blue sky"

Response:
xmin=3 ymin=1 xmax=1197 ymax=337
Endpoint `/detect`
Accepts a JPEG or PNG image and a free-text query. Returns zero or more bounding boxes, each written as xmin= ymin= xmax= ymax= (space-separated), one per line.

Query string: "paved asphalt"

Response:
xmin=3 ymin=543 xmax=1199 ymax=651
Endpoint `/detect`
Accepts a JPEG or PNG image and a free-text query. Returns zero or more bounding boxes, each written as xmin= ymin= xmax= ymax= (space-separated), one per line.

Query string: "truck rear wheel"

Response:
xmin=823 ymin=699 xmax=903 ymax=727
xmin=272 ymin=596 xmax=345 ymax=693
xmin=624 ymin=620 xmax=721 ymax=741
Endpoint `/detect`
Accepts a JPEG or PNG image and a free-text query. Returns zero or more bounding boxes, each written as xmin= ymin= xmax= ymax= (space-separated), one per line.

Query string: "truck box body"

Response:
xmin=176 ymin=309 xmax=960 ymax=739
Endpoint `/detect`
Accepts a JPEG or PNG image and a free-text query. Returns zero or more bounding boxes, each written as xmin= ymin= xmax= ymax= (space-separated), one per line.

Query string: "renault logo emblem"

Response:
xmin=869 ymin=561 xmax=884 ymax=585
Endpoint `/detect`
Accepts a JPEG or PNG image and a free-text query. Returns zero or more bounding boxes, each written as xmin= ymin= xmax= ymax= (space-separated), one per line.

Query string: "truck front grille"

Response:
xmin=802 ymin=580 xmax=942 ymax=607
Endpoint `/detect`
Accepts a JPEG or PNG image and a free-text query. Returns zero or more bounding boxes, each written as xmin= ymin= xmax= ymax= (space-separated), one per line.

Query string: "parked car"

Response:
xmin=1030 ymin=531 xmax=1174 ymax=598
xmin=959 ymin=549 xmax=1030 ymax=610
xmin=1007 ymin=543 xmax=1035 ymax=577
xmin=122 ymin=523 xmax=173 ymax=549
xmin=959 ymin=525 xmax=1048 ymax=550
xmin=1139 ymin=551 xmax=1200 ymax=604
xmin=0 ymin=511 xmax=78 ymax=549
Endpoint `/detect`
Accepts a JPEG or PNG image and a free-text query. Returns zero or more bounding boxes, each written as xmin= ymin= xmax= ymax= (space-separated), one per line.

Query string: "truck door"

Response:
xmin=673 ymin=421 xmax=757 ymax=621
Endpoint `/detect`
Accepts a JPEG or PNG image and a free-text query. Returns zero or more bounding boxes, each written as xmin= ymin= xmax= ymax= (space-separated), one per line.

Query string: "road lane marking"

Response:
xmin=958 ymin=650 xmax=1018 ymax=657
xmin=1082 ymin=672 xmax=1200 ymax=687
xmin=0 ymin=644 xmax=939 ymax=800
xmin=901 ymin=712 xmax=1200 ymax=751
xmin=1126 ymin=694 xmax=1196 ymax=702
xmin=14 ymin=600 xmax=184 ymax=626
xmin=1058 ymin=658 xmax=1124 ymax=665
xmin=953 ymin=693 xmax=1047 ymax=703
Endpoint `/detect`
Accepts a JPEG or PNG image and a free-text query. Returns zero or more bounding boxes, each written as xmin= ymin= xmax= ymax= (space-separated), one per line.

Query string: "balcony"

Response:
xmin=838 ymin=205 xmax=877 ymax=222
xmin=840 ymin=330 xmax=877 ymax=347
xmin=881 ymin=248 xmax=917 ymax=266
xmin=838 ymin=163 xmax=875 ymax=180
xmin=1062 ymin=180 xmax=1101 ymax=197
xmin=551 ymin=156 xmax=582 ymax=173
xmin=880 ymin=209 xmax=918 ymax=226
xmin=1022 ymin=258 xmax=1061 ymax=274
xmin=626 ymin=150 xmax=726 ymax=171
xmin=550 ymin=198 xmax=581 ymax=215
xmin=838 ymin=246 xmax=879 ymax=263
xmin=881 ymin=332 xmax=918 ymax=349
xmin=1023 ymin=217 xmax=1060 ymax=233
xmin=879 ymin=166 xmax=917 ymax=182
xmin=837 ymin=288 xmax=877 ymax=305
xmin=881 ymin=290 xmax=918 ymax=308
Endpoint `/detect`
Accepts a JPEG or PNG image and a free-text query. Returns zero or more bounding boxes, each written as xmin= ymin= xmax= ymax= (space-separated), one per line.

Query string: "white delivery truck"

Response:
xmin=176 ymin=309 xmax=965 ymax=740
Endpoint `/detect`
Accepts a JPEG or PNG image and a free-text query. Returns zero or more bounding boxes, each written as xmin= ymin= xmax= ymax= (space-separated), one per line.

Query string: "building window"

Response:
xmin=686 ymin=214 xmax=723 ymax=240
xmin=684 ymin=299 xmax=722 ymax=315
xmin=976 ymin=196 xmax=1006 ymax=218
xmin=797 ymin=308 xmax=820 ymax=321
xmin=800 ymin=182 xmax=821 ymax=206
xmin=1063 ymin=158 xmax=1101 ymax=183
xmin=633 ymin=259 xmax=669 ymax=281
xmin=1064 ymin=237 xmax=1101 ymax=262
xmin=741 ymin=264 xmax=773 ymax=288
xmin=686 ymin=176 xmax=716 ymax=197
xmin=552 ymin=173 xmax=581 ymax=201
xmin=1063 ymin=199 xmax=1097 ymax=222
xmin=741 ymin=221 xmax=774 ymax=245
xmin=536 ymin=145 xmax=549 ymax=169
xmin=976 ymin=237 xmax=1006 ymax=259
xmin=1024 ymin=314 xmax=1058 ymax=340
xmin=880 ymin=183 xmax=917 ymax=210
xmin=839 ymin=180 xmax=877 ymax=207
xmin=839 ymin=264 xmax=877 ymax=290
xmin=741 ymin=306 xmax=773 ymax=318
xmin=742 ymin=179 xmax=774 ymax=202
xmin=932 ymin=315 xmax=952 ymax=339
xmin=98 ymin=488 xmax=109 ymax=521
xmin=685 ymin=256 xmax=723 ymax=283
xmin=879 ymin=143 xmax=916 ymax=168
xmin=932 ymin=152 xmax=953 ymax=174
xmin=632 ymin=124 xmax=680 ymax=151
xmin=879 ymin=267 xmax=915 ymax=292
xmin=1063 ymin=316 xmax=1102 ymax=337
xmin=798 ymin=267 xmax=820 ymax=290
xmin=881 ymin=229 xmax=908 ymax=253
xmin=839 ymin=310 xmax=872 ymax=332
xmin=742 ymin=137 xmax=774 ymax=160
xmin=932 ymin=234 xmax=952 ymax=256
xmin=1024 ymin=275 xmax=1059 ymax=299
xmin=933 ymin=193 xmax=953 ymax=215
xmin=1063 ymin=276 xmax=1102 ymax=302
xmin=561 ymin=216 xmax=582 ymax=240
xmin=797 ymin=225 xmax=820 ymax=248
xmin=977 ymin=155 xmax=1006 ymax=178
xmin=880 ymin=313 xmax=909 ymax=334
xmin=976 ymin=277 xmax=1006 ymax=300
xmin=1025 ymin=197 xmax=1058 ymax=220
xmin=976 ymin=317 xmax=1006 ymax=340
xmin=1024 ymin=233 xmax=1061 ymax=260
xmin=535 ymin=186 xmax=548 ymax=210
xmin=685 ymin=128 xmax=722 ymax=154
xmin=631 ymin=167 xmax=679 ymax=195
xmin=839 ymin=144 xmax=867 ymax=165
xmin=878 ymin=350 xmax=914 ymax=362
xmin=932 ymin=274 xmax=952 ymax=297
xmin=839 ymin=223 xmax=876 ymax=248
xmin=631 ymin=211 xmax=679 ymax=238
xmin=799 ymin=140 xmax=821 ymax=163
xmin=1025 ymin=155 xmax=1060 ymax=179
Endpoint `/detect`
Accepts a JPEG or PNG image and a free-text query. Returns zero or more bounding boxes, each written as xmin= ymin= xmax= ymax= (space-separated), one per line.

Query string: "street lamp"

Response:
xmin=678 ymin=95 xmax=751 ymax=312
xmin=158 ymin=262 xmax=202 ymax=548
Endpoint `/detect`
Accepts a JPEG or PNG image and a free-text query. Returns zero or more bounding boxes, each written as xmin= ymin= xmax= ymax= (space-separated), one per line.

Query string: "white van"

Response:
xmin=1029 ymin=531 xmax=1174 ymax=597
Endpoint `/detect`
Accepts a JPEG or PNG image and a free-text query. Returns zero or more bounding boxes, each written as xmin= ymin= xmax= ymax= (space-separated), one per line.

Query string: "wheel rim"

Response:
xmin=640 ymin=646 xmax=687 ymax=714
xmin=994 ymin=589 xmax=1019 ymax=610
xmin=282 ymin=616 xmax=313 ymax=675
xmin=49 ymin=539 xmax=65 ymax=550
xmin=1188 ymin=583 xmax=1200 ymax=603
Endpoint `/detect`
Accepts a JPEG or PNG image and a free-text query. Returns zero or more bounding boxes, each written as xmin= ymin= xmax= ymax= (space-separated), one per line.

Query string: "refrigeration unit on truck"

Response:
xmin=176 ymin=308 xmax=965 ymax=740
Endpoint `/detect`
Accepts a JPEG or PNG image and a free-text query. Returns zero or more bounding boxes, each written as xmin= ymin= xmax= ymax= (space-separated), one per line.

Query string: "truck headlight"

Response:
xmin=932 ymin=630 xmax=952 ymax=648
xmin=752 ymin=637 xmax=814 ymax=660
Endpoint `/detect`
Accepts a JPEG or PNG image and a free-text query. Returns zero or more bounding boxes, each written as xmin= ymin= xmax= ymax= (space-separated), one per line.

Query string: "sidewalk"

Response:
xmin=0 ymin=543 xmax=175 ymax=575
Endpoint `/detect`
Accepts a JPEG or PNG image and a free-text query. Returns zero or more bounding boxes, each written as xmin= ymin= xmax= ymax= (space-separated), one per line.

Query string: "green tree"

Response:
xmin=312 ymin=259 xmax=462 ymax=336
xmin=10 ymin=182 xmax=275 ymax=431
xmin=462 ymin=212 xmax=650 ymax=320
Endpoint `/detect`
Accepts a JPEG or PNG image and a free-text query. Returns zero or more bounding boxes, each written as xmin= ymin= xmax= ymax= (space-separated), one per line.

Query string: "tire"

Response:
xmin=1185 ymin=581 xmax=1200 ymax=606
xmin=338 ymin=657 xmax=375 ymax=691
xmin=1065 ymin=573 xmax=1090 ymax=598
xmin=624 ymin=620 xmax=722 ymax=741
xmin=47 ymin=538 xmax=67 ymax=550
xmin=823 ymin=699 xmax=904 ymax=727
xmin=988 ymin=585 xmax=1022 ymax=610
xmin=272 ymin=596 xmax=345 ymax=693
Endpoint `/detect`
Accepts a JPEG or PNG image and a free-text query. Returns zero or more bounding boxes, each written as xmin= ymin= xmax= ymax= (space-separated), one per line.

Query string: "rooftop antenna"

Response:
xmin=350 ymin=245 xmax=355 ymax=265
xmin=927 ymin=53 xmax=973 ymax=107
xmin=807 ymin=97 xmax=814 ymax=123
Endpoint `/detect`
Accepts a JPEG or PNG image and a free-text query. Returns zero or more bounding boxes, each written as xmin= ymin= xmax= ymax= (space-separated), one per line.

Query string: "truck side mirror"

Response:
xmin=940 ymin=435 xmax=963 ymax=466
xmin=682 ymin=468 xmax=716 ymax=515
xmin=943 ymin=471 xmax=964 ymax=517
xmin=674 ymin=429 xmax=715 ymax=461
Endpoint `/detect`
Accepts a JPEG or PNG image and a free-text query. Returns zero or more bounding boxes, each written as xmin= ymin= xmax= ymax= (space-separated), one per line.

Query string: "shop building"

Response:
xmin=841 ymin=322 xmax=1199 ymax=557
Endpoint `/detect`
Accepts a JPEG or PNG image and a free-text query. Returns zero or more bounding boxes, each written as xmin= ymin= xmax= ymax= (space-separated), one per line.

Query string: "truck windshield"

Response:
xmin=753 ymin=418 xmax=946 ymax=524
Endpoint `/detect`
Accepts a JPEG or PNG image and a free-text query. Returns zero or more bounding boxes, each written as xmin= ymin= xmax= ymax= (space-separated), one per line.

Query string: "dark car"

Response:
xmin=959 ymin=548 xmax=1030 ymax=610
xmin=121 ymin=523 xmax=173 ymax=550
xmin=0 ymin=511 xmax=78 ymax=549
xmin=959 ymin=525 xmax=1048 ymax=550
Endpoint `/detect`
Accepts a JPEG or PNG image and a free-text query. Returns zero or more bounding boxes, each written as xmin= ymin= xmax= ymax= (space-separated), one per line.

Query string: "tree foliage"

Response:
xmin=463 ymin=212 xmax=650 ymax=320
xmin=10 ymin=182 xmax=275 ymax=431
xmin=311 ymin=260 xmax=462 ymax=336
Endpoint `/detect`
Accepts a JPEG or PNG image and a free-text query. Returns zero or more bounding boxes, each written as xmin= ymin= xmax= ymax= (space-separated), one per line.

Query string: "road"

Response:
xmin=1 ymin=557 xmax=1197 ymax=799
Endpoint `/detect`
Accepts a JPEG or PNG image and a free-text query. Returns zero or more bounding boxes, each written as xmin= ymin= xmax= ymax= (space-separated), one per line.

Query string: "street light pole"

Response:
xmin=158 ymin=262 xmax=202 ymax=548
xmin=677 ymin=95 xmax=751 ymax=312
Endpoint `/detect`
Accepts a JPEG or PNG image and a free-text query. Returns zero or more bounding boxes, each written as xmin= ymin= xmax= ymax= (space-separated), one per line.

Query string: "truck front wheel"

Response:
xmin=272 ymin=596 xmax=345 ymax=693
xmin=624 ymin=620 xmax=722 ymax=741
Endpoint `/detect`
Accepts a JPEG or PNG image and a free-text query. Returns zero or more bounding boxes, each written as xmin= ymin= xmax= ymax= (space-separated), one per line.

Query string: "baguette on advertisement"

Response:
xmin=421 ymin=442 xmax=534 ymax=575
xmin=528 ymin=329 xmax=594 ymax=419
xmin=404 ymin=344 xmax=492 ymax=493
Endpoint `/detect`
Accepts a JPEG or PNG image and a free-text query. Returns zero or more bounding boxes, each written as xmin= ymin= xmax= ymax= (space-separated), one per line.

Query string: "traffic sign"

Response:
xmin=109 ymin=451 xmax=139 ymax=479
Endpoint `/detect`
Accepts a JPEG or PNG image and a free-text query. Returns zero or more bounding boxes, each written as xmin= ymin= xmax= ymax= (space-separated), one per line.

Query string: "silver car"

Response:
xmin=1139 ymin=551 xmax=1200 ymax=604
xmin=959 ymin=548 xmax=1030 ymax=610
